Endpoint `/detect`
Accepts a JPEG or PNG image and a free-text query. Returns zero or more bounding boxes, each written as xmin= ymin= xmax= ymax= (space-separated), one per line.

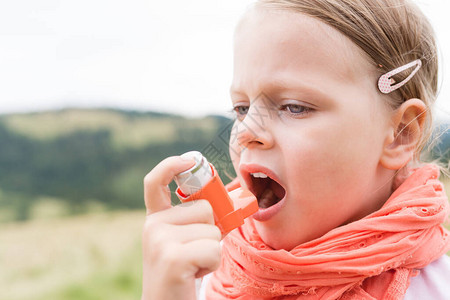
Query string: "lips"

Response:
xmin=240 ymin=164 xmax=286 ymax=212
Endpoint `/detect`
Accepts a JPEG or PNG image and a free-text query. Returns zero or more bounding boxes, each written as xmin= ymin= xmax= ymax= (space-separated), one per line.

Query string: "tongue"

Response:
xmin=258 ymin=188 xmax=280 ymax=209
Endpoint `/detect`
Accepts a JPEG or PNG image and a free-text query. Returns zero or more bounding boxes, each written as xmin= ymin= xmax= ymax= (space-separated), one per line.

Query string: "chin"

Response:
xmin=254 ymin=218 xmax=333 ymax=251
xmin=254 ymin=220 xmax=302 ymax=251
xmin=267 ymin=237 xmax=299 ymax=251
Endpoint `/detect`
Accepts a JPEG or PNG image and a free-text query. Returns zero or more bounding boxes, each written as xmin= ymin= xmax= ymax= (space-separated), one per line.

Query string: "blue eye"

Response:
xmin=232 ymin=105 xmax=249 ymax=120
xmin=282 ymin=104 xmax=311 ymax=115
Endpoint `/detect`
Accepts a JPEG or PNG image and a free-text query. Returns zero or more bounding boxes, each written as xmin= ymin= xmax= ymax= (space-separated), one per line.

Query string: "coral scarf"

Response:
xmin=206 ymin=164 xmax=450 ymax=299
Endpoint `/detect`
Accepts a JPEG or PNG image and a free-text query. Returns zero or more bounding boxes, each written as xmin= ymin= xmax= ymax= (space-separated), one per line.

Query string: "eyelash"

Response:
xmin=280 ymin=104 xmax=312 ymax=116
xmin=232 ymin=105 xmax=249 ymax=118
xmin=231 ymin=103 xmax=312 ymax=120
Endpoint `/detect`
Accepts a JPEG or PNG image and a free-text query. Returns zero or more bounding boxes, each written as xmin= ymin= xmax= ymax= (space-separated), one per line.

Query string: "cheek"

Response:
xmin=229 ymin=128 xmax=241 ymax=174
xmin=280 ymin=118 xmax=379 ymax=192
xmin=229 ymin=145 xmax=240 ymax=171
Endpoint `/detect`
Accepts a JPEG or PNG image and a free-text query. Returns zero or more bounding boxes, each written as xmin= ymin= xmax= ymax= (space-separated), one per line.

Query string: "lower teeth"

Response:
xmin=258 ymin=188 xmax=280 ymax=209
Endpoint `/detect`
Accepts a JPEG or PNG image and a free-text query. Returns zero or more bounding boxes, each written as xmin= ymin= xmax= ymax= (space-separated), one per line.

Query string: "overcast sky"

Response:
xmin=0 ymin=0 xmax=449 ymax=121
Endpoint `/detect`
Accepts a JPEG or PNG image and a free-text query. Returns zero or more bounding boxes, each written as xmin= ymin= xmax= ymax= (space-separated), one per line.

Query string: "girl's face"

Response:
xmin=229 ymin=8 xmax=397 ymax=250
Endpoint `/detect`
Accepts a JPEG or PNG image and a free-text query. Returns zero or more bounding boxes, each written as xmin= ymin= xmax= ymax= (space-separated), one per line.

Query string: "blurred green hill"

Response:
xmin=0 ymin=108 xmax=235 ymax=222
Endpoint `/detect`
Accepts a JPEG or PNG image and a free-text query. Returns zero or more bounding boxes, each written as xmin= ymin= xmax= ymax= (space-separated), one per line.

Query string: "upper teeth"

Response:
xmin=251 ymin=172 xmax=268 ymax=178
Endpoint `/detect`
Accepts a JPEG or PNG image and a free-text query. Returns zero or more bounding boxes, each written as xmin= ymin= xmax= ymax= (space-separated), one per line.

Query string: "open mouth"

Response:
xmin=248 ymin=172 xmax=286 ymax=209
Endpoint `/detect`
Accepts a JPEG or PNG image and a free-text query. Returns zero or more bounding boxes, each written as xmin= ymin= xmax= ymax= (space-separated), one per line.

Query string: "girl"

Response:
xmin=142 ymin=0 xmax=450 ymax=299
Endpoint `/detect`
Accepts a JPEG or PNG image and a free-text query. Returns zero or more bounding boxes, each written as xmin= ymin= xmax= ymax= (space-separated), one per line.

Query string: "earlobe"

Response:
xmin=380 ymin=98 xmax=427 ymax=170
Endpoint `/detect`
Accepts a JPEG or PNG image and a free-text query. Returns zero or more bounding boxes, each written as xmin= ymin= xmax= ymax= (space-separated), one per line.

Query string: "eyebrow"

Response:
xmin=230 ymin=77 xmax=334 ymax=107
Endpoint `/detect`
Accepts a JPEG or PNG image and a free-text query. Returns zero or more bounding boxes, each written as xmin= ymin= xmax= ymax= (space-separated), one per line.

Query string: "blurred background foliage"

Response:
xmin=0 ymin=109 xmax=234 ymax=222
xmin=0 ymin=108 xmax=448 ymax=300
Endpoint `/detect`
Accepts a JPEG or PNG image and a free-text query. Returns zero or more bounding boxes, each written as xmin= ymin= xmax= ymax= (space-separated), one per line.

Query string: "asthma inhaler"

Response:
xmin=174 ymin=151 xmax=258 ymax=235
xmin=174 ymin=151 xmax=213 ymax=196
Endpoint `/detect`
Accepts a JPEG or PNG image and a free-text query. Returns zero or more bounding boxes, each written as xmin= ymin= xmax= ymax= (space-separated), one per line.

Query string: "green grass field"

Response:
xmin=0 ymin=178 xmax=449 ymax=300
xmin=0 ymin=211 xmax=144 ymax=300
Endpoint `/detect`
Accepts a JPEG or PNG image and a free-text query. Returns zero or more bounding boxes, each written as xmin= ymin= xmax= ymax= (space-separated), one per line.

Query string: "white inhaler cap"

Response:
xmin=174 ymin=151 xmax=213 ymax=196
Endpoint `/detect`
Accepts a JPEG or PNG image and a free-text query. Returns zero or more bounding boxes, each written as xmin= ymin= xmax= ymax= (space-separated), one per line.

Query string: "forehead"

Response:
xmin=231 ymin=7 xmax=373 ymax=94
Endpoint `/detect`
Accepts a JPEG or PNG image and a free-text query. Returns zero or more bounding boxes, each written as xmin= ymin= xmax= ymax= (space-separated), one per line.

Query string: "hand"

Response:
xmin=141 ymin=156 xmax=222 ymax=300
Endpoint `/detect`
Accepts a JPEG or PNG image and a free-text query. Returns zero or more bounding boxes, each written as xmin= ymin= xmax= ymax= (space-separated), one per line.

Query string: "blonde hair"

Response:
xmin=255 ymin=0 xmax=439 ymax=162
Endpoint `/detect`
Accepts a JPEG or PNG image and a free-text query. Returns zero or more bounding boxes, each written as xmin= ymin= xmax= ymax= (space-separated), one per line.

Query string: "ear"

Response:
xmin=380 ymin=98 xmax=427 ymax=170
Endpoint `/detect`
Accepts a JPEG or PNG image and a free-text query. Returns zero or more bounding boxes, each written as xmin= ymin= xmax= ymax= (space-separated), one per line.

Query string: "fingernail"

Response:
xmin=180 ymin=156 xmax=196 ymax=164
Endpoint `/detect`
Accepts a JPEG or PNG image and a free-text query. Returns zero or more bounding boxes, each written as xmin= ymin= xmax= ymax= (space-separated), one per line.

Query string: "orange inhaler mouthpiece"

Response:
xmin=175 ymin=151 xmax=258 ymax=235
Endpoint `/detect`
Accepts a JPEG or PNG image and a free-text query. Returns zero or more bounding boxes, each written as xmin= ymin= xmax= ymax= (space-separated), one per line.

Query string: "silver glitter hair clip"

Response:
xmin=378 ymin=59 xmax=422 ymax=94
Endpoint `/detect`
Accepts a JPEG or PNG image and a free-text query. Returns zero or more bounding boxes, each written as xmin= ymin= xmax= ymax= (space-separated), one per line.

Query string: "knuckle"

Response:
xmin=196 ymin=200 xmax=215 ymax=223
xmin=212 ymin=240 xmax=222 ymax=256
xmin=212 ymin=225 xmax=222 ymax=241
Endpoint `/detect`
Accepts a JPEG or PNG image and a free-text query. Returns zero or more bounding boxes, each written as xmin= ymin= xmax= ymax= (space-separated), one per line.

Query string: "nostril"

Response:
xmin=232 ymin=114 xmax=270 ymax=141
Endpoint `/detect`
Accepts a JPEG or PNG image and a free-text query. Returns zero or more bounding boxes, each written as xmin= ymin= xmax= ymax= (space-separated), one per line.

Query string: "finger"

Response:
xmin=145 ymin=222 xmax=221 ymax=246
xmin=144 ymin=156 xmax=195 ymax=214
xmin=177 ymin=223 xmax=222 ymax=243
xmin=147 ymin=200 xmax=215 ymax=226
xmin=180 ymin=239 xmax=222 ymax=278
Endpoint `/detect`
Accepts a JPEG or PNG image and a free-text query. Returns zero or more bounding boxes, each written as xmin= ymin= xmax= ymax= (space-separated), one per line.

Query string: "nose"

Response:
xmin=231 ymin=105 xmax=274 ymax=150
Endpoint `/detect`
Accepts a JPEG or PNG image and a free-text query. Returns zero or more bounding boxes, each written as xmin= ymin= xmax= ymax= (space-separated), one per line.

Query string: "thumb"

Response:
xmin=144 ymin=156 xmax=196 ymax=214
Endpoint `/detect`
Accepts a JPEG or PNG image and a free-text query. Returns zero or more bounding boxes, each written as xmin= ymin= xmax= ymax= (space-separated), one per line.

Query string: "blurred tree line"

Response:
xmin=0 ymin=109 xmax=234 ymax=221
xmin=0 ymin=109 xmax=448 ymax=222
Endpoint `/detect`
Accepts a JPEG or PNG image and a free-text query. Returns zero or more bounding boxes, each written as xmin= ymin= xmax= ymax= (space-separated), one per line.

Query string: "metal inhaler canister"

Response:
xmin=174 ymin=151 xmax=258 ymax=235
xmin=174 ymin=151 xmax=213 ymax=196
